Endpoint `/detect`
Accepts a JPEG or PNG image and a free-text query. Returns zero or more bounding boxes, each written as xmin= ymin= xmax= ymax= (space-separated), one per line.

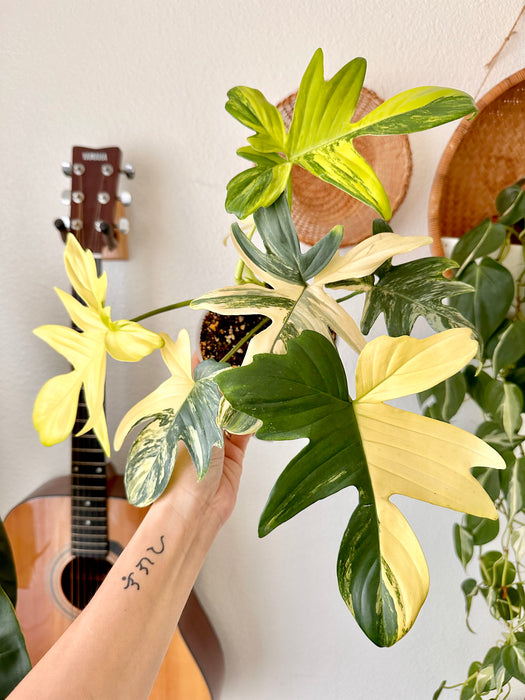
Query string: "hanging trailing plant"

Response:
xmin=420 ymin=180 xmax=525 ymax=698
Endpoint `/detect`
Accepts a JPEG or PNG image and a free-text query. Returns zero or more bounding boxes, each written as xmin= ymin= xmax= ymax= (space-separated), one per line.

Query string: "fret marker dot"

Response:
xmin=84 ymin=500 xmax=91 ymax=507
xmin=96 ymin=467 xmax=103 ymax=474
xmin=85 ymin=519 xmax=91 ymax=526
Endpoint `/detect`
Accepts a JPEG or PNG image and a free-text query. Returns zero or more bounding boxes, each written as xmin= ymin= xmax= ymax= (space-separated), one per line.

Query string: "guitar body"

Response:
xmin=4 ymin=475 xmax=224 ymax=699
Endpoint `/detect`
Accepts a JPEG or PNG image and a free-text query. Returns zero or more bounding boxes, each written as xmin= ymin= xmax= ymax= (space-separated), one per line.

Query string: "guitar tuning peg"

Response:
xmin=119 ymin=191 xmax=132 ymax=206
xmin=54 ymin=217 xmax=70 ymax=243
xmin=117 ymin=217 xmax=130 ymax=235
xmin=122 ymin=163 xmax=135 ymax=179
xmin=61 ymin=189 xmax=71 ymax=205
xmin=96 ymin=220 xmax=117 ymax=250
xmin=61 ymin=161 xmax=72 ymax=176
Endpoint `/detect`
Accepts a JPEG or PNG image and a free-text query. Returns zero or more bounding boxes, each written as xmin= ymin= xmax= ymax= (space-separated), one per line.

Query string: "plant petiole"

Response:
xmin=130 ymin=299 xmax=193 ymax=323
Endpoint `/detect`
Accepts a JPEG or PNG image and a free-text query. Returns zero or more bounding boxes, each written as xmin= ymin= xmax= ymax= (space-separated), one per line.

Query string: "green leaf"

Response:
xmin=476 ymin=420 xmax=524 ymax=455
xmin=419 ymin=371 xmax=467 ymax=422
xmin=356 ymin=256 xmax=477 ymax=337
xmin=480 ymin=551 xmax=516 ymax=587
xmin=502 ymin=382 xmax=523 ymax=439
xmin=496 ymin=180 xmax=525 ymax=217
xmin=466 ymin=368 xmax=523 ymax=437
xmin=226 ymin=49 xmax=476 ymax=218
xmin=0 ymin=519 xmax=17 ymax=608
xmin=505 ymin=456 xmax=525 ymax=518
xmin=433 ymin=680 xmax=447 ymax=700
xmin=452 ymin=219 xmax=507 ymax=273
xmin=472 ymin=466 xmax=501 ymax=502
xmin=460 ymin=681 xmax=482 ymax=700
xmin=217 ymin=330 xmax=502 ymax=646
xmin=233 ymin=193 xmax=343 ymax=284
xmin=462 ymin=578 xmax=478 ymax=625
xmin=506 ymin=357 xmax=525 ymax=395
xmin=455 ymin=524 xmax=474 ymax=567
xmin=464 ymin=513 xmax=499 ymax=546
xmin=0 ymin=585 xmax=31 ymax=698
xmin=497 ymin=184 xmax=525 ymax=226
xmin=453 ymin=259 xmax=515 ymax=343
xmin=484 ymin=319 xmax=511 ymax=361
xmin=477 ymin=646 xmax=510 ymax=693
xmin=124 ymin=360 xmax=226 ymax=506
xmin=502 ymin=642 xmax=525 ymax=683
xmin=511 ymin=526 xmax=525 ymax=560
xmin=495 ymin=586 xmax=522 ymax=621
xmin=493 ymin=320 xmax=525 ymax=376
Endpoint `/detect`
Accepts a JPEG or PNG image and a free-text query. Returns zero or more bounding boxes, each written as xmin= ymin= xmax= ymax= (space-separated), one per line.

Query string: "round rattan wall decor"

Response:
xmin=277 ymin=88 xmax=412 ymax=247
xmin=428 ymin=67 xmax=525 ymax=257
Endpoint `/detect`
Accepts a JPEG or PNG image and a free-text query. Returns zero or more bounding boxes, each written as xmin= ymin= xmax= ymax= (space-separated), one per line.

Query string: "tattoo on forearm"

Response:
xmin=122 ymin=535 xmax=166 ymax=591
xmin=122 ymin=571 xmax=140 ymax=591
xmin=146 ymin=535 xmax=166 ymax=556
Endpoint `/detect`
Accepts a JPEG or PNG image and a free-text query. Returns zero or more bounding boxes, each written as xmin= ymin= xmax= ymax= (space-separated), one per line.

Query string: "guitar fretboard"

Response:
xmin=71 ymin=398 xmax=109 ymax=558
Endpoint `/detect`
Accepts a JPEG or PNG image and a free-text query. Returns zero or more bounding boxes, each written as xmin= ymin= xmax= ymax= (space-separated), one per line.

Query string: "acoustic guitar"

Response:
xmin=4 ymin=147 xmax=224 ymax=699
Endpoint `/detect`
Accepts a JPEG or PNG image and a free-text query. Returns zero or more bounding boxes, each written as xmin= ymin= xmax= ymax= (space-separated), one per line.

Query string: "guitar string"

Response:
xmin=70 ymin=156 xmax=117 ymax=608
xmin=74 ymin=165 xmax=84 ymax=610
xmin=73 ymin=162 xmax=99 ymax=608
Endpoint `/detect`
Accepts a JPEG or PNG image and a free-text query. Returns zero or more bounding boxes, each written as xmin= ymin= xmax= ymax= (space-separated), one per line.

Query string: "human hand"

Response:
xmin=159 ymin=354 xmax=250 ymax=527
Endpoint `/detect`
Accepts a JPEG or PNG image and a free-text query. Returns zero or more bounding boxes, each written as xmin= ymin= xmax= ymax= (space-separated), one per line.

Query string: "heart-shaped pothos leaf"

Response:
xmin=217 ymin=330 xmax=504 ymax=646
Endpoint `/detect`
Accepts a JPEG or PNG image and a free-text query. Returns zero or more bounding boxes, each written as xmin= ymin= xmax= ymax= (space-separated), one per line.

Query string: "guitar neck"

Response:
xmin=71 ymin=392 xmax=109 ymax=559
xmin=58 ymin=145 xmax=131 ymax=560
xmin=70 ymin=256 xmax=109 ymax=559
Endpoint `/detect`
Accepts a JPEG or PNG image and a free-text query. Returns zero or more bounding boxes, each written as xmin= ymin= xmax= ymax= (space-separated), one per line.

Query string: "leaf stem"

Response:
xmin=220 ymin=317 xmax=270 ymax=364
xmin=336 ymin=291 xmax=364 ymax=303
xmin=130 ymin=299 xmax=193 ymax=323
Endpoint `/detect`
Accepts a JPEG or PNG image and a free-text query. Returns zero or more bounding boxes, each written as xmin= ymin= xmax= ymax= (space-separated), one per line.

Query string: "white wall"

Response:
xmin=2 ymin=1 xmax=524 ymax=698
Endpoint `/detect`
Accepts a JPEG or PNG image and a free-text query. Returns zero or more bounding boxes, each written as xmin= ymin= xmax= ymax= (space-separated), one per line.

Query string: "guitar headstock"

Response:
xmin=55 ymin=146 xmax=134 ymax=259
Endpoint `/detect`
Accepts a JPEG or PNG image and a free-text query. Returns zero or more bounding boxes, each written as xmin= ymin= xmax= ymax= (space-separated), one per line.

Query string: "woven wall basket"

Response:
xmin=428 ymin=67 xmax=525 ymax=257
xmin=277 ymin=89 xmax=412 ymax=247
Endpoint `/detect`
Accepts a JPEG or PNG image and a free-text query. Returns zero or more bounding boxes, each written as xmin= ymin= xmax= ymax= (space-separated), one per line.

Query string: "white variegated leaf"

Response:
xmin=124 ymin=360 xmax=227 ymax=506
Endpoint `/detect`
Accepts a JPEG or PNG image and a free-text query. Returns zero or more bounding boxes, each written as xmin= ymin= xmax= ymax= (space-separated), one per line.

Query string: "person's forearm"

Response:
xmin=8 ymin=462 xmax=223 ymax=700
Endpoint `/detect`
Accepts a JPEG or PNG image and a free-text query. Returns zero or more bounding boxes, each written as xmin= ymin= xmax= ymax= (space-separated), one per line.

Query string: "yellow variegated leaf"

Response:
xmin=33 ymin=235 xmax=163 ymax=455
xmin=296 ymin=140 xmax=391 ymax=219
xmin=218 ymin=330 xmax=503 ymax=645
xmin=338 ymin=496 xmax=430 ymax=645
xmin=54 ymin=288 xmax=108 ymax=334
xmin=76 ymin=345 xmax=110 ymax=455
xmin=64 ymin=234 xmax=107 ymax=309
xmin=287 ymin=50 xmax=366 ymax=154
xmin=33 ymin=371 xmax=83 ymax=446
xmin=314 ymin=232 xmax=431 ymax=286
xmin=355 ymin=328 xmax=478 ymax=403
xmin=227 ymin=50 xmax=476 ymax=218
xmin=353 ymin=401 xmax=503 ymax=519
xmin=226 ymin=86 xmax=287 ymax=153
xmin=105 ymin=320 xmax=164 ymax=361
xmin=33 ymin=324 xmax=99 ymax=368
xmin=350 ymin=86 xmax=477 ymax=137
xmin=114 ymin=330 xmax=194 ymax=450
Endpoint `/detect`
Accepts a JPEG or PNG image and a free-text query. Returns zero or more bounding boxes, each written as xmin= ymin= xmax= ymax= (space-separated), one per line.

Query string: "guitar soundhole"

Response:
xmin=61 ymin=557 xmax=113 ymax=610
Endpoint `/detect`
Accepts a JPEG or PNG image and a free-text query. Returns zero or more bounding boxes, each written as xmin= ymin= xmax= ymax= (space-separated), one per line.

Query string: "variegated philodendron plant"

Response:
xmin=32 ymin=49 xmax=507 ymax=647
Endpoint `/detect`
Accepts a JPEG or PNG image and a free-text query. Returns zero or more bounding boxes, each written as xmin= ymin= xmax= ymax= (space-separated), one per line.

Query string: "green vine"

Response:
xmin=422 ymin=180 xmax=525 ymax=699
